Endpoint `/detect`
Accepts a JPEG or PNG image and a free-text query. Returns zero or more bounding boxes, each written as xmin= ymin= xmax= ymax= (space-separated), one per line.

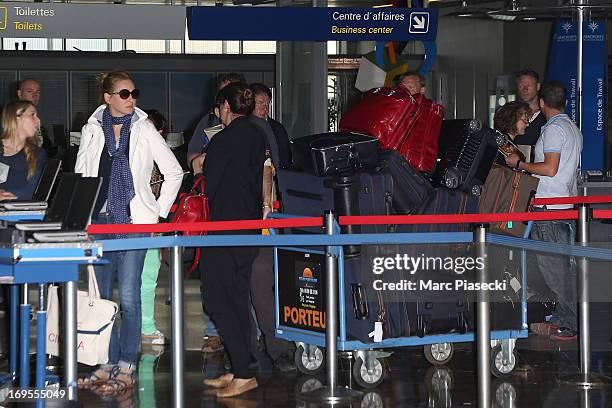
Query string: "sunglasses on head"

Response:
xmin=110 ymin=89 xmax=140 ymax=100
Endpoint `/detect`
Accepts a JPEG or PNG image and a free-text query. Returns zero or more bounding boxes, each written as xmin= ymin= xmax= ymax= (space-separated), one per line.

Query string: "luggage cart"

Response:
xmin=271 ymin=214 xmax=531 ymax=388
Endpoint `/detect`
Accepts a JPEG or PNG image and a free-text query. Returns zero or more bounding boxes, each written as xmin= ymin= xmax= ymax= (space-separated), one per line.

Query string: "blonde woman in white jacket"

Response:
xmin=75 ymin=71 xmax=182 ymax=392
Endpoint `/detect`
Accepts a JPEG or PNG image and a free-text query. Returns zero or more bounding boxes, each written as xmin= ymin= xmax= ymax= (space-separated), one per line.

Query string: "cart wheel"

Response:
xmin=361 ymin=391 xmax=384 ymax=408
xmin=294 ymin=345 xmax=324 ymax=375
xmin=425 ymin=366 xmax=454 ymax=407
xmin=424 ymin=343 xmax=454 ymax=365
xmin=490 ymin=345 xmax=517 ymax=377
xmin=425 ymin=365 xmax=454 ymax=390
xmin=352 ymin=357 xmax=384 ymax=389
xmin=294 ymin=375 xmax=323 ymax=395
xmin=493 ymin=380 xmax=518 ymax=407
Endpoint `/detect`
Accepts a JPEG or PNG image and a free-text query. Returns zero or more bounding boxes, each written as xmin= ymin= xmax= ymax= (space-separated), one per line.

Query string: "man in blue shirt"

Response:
xmin=505 ymin=81 xmax=583 ymax=341
xmin=187 ymin=73 xmax=246 ymax=169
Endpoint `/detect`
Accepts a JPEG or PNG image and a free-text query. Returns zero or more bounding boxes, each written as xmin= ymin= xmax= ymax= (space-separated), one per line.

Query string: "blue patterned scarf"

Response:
xmin=102 ymin=107 xmax=135 ymax=234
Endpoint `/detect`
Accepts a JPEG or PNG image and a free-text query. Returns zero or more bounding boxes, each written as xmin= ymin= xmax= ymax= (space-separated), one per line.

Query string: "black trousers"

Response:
xmin=200 ymin=246 xmax=258 ymax=379
xmin=250 ymin=247 xmax=292 ymax=361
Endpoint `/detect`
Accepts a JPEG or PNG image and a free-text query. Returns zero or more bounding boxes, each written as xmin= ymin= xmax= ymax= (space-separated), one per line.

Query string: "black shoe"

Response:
xmin=46 ymin=355 xmax=63 ymax=372
xmin=274 ymin=355 xmax=297 ymax=373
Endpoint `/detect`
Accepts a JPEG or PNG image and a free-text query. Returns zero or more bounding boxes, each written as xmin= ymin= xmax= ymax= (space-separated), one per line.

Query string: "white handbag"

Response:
xmin=46 ymin=265 xmax=119 ymax=366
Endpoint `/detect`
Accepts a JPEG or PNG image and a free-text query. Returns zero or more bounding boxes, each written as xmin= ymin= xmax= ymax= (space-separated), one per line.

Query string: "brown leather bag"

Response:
xmin=478 ymin=164 xmax=539 ymax=237
xmin=149 ymin=163 xmax=163 ymax=199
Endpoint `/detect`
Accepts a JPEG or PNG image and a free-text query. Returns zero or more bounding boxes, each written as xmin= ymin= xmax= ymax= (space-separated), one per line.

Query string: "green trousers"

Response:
xmin=138 ymin=354 xmax=156 ymax=408
xmin=141 ymin=248 xmax=161 ymax=335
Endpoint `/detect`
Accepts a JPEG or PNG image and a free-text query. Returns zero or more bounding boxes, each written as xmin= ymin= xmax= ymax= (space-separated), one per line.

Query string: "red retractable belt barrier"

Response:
xmin=88 ymin=195 xmax=612 ymax=234
xmin=532 ymin=195 xmax=612 ymax=205
xmin=87 ymin=217 xmax=323 ymax=235
xmin=592 ymin=210 xmax=612 ymax=220
xmin=339 ymin=210 xmax=578 ymax=226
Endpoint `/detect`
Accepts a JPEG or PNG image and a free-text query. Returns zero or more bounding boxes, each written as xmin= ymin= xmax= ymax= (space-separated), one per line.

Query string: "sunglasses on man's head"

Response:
xmin=110 ymin=89 xmax=140 ymax=100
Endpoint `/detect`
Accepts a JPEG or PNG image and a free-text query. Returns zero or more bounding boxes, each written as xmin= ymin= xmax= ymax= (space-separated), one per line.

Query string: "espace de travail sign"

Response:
xmin=0 ymin=3 xmax=186 ymax=39
xmin=188 ymin=7 xmax=438 ymax=41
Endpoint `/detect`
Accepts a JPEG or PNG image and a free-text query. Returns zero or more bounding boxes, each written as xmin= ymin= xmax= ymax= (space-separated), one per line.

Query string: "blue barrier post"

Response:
xmin=325 ymin=211 xmax=339 ymax=390
xmin=35 ymin=284 xmax=46 ymax=390
xmin=19 ymin=284 xmax=30 ymax=389
xmin=560 ymin=202 xmax=612 ymax=387
xmin=474 ymin=224 xmax=491 ymax=406
xmin=170 ymin=237 xmax=185 ymax=408
xmin=303 ymin=212 xmax=361 ymax=402
xmin=9 ymin=284 xmax=19 ymax=379
xmin=64 ymin=281 xmax=78 ymax=400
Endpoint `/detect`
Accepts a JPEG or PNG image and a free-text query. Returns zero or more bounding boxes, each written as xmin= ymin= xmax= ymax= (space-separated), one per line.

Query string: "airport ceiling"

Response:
xmin=75 ymin=0 xmax=611 ymax=19
xmin=229 ymin=0 xmax=612 ymax=19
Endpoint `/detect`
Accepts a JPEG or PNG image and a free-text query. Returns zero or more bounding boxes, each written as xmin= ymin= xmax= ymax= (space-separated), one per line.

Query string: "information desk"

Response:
xmin=0 ymin=242 xmax=102 ymax=399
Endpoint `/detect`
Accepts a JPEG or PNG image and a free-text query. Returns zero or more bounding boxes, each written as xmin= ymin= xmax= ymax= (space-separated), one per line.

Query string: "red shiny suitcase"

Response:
xmin=339 ymin=86 xmax=422 ymax=151
xmin=397 ymin=97 xmax=445 ymax=173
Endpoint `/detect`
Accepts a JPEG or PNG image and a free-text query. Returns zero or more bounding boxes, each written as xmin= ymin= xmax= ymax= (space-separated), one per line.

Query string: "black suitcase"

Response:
xmin=290 ymin=132 xmax=380 ymax=177
xmin=278 ymin=169 xmax=394 ymax=255
xmin=345 ymin=254 xmax=475 ymax=342
xmin=409 ymin=188 xmax=479 ymax=233
xmin=345 ymin=252 xmax=412 ymax=342
xmin=276 ymin=169 xmax=333 ymax=234
xmin=378 ymin=150 xmax=433 ymax=215
xmin=482 ymin=245 xmax=525 ymax=331
xmin=433 ymin=119 xmax=501 ymax=196
xmin=277 ymin=169 xmax=393 ymax=233
xmin=414 ymin=299 xmax=472 ymax=337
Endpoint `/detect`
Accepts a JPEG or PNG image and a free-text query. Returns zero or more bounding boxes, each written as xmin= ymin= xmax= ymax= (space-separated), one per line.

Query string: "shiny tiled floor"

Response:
xmin=7 ymin=271 xmax=612 ymax=407
xmin=74 ymin=309 xmax=612 ymax=408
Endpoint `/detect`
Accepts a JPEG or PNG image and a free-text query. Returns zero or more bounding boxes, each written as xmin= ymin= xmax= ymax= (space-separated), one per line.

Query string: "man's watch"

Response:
xmin=514 ymin=159 xmax=522 ymax=170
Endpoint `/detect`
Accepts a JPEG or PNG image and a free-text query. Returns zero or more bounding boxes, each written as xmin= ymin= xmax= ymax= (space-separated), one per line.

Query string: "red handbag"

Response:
xmin=171 ymin=175 xmax=210 ymax=235
xmin=170 ymin=175 xmax=210 ymax=277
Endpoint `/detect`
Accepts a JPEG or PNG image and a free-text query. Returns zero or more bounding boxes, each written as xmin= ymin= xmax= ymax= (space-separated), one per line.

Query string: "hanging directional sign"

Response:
xmin=408 ymin=12 xmax=430 ymax=34
xmin=188 ymin=7 xmax=438 ymax=42
xmin=0 ymin=2 xmax=186 ymax=39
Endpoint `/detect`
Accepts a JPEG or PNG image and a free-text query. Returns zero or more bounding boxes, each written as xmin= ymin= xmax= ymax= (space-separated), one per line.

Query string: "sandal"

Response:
xmin=77 ymin=366 xmax=114 ymax=388
xmin=90 ymin=383 xmax=135 ymax=407
xmin=96 ymin=366 xmax=136 ymax=393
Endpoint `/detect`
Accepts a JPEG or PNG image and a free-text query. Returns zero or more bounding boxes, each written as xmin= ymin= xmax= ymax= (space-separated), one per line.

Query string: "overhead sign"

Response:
xmin=408 ymin=12 xmax=429 ymax=34
xmin=0 ymin=3 xmax=186 ymax=39
xmin=547 ymin=19 xmax=606 ymax=171
xmin=188 ymin=7 xmax=438 ymax=42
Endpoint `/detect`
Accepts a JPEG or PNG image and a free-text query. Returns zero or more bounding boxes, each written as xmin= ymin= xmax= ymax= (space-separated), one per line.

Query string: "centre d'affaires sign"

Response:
xmin=0 ymin=3 xmax=186 ymax=39
xmin=188 ymin=7 xmax=438 ymax=42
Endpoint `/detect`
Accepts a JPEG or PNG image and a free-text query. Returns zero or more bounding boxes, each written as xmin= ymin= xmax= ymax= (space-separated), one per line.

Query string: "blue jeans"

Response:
xmin=93 ymin=214 xmax=147 ymax=366
xmin=531 ymin=209 xmax=578 ymax=331
xmin=203 ymin=311 xmax=219 ymax=337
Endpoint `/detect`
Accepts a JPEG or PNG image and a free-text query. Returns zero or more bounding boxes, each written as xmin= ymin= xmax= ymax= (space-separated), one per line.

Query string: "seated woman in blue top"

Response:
xmin=0 ymin=100 xmax=46 ymax=200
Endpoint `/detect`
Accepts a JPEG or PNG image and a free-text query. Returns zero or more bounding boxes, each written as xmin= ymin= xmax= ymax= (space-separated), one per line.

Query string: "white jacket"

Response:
xmin=75 ymin=105 xmax=183 ymax=224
